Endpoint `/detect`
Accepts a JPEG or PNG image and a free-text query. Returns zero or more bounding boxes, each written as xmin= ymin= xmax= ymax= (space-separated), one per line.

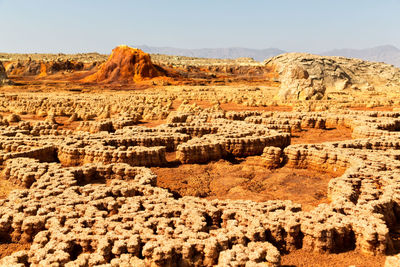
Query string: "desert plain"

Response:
xmin=0 ymin=45 xmax=399 ymax=266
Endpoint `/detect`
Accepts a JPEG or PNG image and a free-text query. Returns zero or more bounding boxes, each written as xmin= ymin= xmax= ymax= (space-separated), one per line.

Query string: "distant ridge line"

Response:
xmin=136 ymin=45 xmax=286 ymax=62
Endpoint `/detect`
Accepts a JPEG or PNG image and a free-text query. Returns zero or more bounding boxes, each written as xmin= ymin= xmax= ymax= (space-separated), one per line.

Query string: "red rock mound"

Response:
xmin=82 ymin=45 xmax=165 ymax=83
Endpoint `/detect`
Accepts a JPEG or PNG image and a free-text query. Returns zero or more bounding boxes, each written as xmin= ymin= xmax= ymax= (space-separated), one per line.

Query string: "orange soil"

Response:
xmin=152 ymin=158 xmax=338 ymax=211
xmin=37 ymin=62 xmax=47 ymax=78
xmin=0 ymin=177 xmax=20 ymax=199
xmin=291 ymin=127 xmax=353 ymax=144
xmin=55 ymin=117 xmax=81 ymax=130
xmin=138 ymin=120 xmax=167 ymax=128
xmin=349 ymin=106 xmax=397 ymax=111
xmin=152 ymin=126 xmax=352 ymax=211
xmin=280 ymin=249 xmax=385 ymax=267
xmin=0 ymin=243 xmax=31 ymax=259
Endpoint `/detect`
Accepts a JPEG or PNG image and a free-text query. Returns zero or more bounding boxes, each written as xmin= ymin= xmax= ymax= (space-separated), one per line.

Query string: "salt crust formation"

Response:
xmin=266 ymin=53 xmax=400 ymax=101
xmin=0 ymin=93 xmax=400 ymax=265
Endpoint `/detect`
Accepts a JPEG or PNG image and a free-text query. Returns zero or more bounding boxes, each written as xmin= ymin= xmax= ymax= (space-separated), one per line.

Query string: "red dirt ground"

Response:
xmin=153 ymin=125 xmax=353 ymax=211
xmin=349 ymin=106 xmax=399 ymax=111
xmin=138 ymin=120 xmax=167 ymax=128
xmin=0 ymin=178 xmax=20 ymax=199
xmin=280 ymin=249 xmax=385 ymax=267
xmin=0 ymin=243 xmax=31 ymax=259
xmin=291 ymin=126 xmax=353 ymax=144
xmin=152 ymin=158 xmax=339 ymax=212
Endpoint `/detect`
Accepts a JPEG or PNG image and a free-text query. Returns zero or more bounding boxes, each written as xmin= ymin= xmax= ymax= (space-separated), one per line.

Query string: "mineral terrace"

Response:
xmin=0 ymin=45 xmax=399 ymax=266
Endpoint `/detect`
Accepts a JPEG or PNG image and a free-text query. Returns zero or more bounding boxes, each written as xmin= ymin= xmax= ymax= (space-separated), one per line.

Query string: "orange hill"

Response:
xmin=82 ymin=45 xmax=165 ymax=84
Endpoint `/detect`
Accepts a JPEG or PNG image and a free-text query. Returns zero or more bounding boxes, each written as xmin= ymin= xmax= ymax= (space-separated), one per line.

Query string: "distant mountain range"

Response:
xmin=322 ymin=45 xmax=400 ymax=67
xmin=137 ymin=45 xmax=400 ymax=67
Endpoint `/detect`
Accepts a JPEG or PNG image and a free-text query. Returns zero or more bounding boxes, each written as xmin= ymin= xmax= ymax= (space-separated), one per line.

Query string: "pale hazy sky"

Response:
xmin=0 ymin=0 xmax=399 ymax=53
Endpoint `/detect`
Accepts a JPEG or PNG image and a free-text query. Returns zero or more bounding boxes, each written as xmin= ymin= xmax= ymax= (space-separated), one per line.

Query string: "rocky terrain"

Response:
xmin=0 ymin=46 xmax=400 ymax=266
xmin=0 ymin=63 xmax=11 ymax=86
xmin=0 ymin=52 xmax=107 ymax=64
xmin=265 ymin=53 xmax=400 ymax=101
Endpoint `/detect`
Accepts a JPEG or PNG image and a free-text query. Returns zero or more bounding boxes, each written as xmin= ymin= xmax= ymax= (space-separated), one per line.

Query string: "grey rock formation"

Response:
xmin=0 ymin=62 xmax=11 ymax=85
xmin=266 ymin=53 xmax=400 ymax=100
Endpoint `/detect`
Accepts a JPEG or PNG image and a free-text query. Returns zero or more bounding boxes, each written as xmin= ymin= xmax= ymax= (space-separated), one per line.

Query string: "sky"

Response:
xmin=0 ymin=0 xmax=399 ymax=54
